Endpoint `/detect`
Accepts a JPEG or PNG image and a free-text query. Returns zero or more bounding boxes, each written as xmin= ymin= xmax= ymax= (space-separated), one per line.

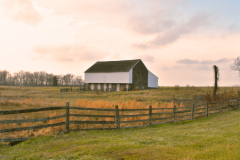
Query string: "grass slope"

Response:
xmin=1 ymin=109 xmax=240 ymax=160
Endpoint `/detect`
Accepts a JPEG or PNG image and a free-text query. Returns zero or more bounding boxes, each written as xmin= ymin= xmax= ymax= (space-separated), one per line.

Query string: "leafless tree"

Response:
xmin=46 ymin=73 xmax=54 ymax=86
xmin=231 ymin=57 xmax=240 ymax=77
xmin=75 ymin=76 xmax=83 ymax=86
xmin=57 ymin=75 xmax=64 ymax=86
xmin=0 ymin=69 xmax=83 ymax=87
xmin=38 ymin=71 xmax=46 ymax=86
xmin=63 ymin=74 xmax=74 ymax=86
xmin=33 ymin=72 xmax=39 ymax=85
xmin=0 ymin=70 xmax=9 ymax=84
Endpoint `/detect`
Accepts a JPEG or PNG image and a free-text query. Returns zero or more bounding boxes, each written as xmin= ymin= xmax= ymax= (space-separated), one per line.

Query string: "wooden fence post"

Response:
xmin=173 ymin=105 xmax=176 ymax=121
xmin=218 ymin=101 xmax=220 ymax=113
xmin=236 ymin=98 xmax=239 ymax=109
xmin=227 ymin=99 xmax=229 ymax=111
xmin=192 ymin=104 xmax=195 ymax=120
xmin=66 ymin=102 xmax=70 ymax=133
xmin=149 ymin=105 xmax=152 ymax=125
xmin=115 ymin=105 xmax=120 ymax=129
xmin=206 ymin=102 xmax=209 ymax=117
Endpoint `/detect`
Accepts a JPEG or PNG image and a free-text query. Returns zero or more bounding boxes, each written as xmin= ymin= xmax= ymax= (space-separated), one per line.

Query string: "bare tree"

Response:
xmin=231 ymin=57 xmax=240 ymax=77
xmin=7 ymin=74 xmax=15 ymax=86
xmin=38 ymin=71 xmax=46 ymax=86
xmin=57 ymin=75 xmax=64 ymax=86
xmin=23 ymin=71 xmax=32 ymax=86
xmin=33 ymin=72 xmax=39 ymax=86
xmin=231 ymin=57 xmax=240 ymax=71
xmin=0 ymin=69 xmax=83 ymax=87
xmin=63 ymin=74 xmax=74 ymax=86
xmin=0 ymin=70 xmax=9 ymax=84
xmin=46 ymin=73 xmax=54 ymax=86
xmin=75 ymin=76 xmax=83 ymax=86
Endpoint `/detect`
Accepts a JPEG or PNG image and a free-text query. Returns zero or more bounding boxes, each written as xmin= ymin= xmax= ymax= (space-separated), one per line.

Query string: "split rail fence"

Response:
xmin=0 ymin=98 xmax=239 ymax=143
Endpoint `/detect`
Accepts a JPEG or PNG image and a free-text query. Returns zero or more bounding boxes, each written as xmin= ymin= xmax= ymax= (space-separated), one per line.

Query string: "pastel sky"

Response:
xmin=0 ymin=0 xmax=239 ymax=86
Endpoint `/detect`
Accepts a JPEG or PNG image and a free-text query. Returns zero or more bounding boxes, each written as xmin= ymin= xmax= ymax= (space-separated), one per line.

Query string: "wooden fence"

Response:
xmin=0 ymin=99 xmax=239 ymax=143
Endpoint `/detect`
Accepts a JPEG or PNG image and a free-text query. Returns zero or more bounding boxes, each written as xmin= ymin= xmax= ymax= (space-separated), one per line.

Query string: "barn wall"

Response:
xmin=148 ymin=71 xmax=158 ymax=88
xmin=85 ymin=72 xmax=131 ymax=83
xmin=132 ymin=61 xmax=148 ymax=90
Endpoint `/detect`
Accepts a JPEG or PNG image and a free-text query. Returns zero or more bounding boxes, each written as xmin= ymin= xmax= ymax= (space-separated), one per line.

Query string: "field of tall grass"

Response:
xmin=0 ymin=86 xmax=240 ymax=141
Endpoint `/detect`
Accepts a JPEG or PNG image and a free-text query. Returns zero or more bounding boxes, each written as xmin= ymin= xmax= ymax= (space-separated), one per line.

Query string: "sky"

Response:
xmin=0 ymin=0 xmax=239 ymax=86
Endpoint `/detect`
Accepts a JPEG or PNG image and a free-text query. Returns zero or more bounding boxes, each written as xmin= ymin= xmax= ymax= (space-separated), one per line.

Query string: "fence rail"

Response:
xmin=0 ymin=98 xmax=239 ymax=143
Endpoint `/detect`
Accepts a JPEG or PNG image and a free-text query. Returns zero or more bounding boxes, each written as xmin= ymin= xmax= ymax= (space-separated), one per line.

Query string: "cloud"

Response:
xmin=176 ymin=58 xmax=231 ymax=65
xmin=228 ymin=23 xmax=240 ymax=33
xmin=128 ymin=1 xmax=175 ymax=35
xmin=33 ymin=44 xmax=109 ymax=62
xmin=2 ymin=0 xmax=42 ymax=25
xmin=141 ymin=55 xmax=155 ymax=63
xmin=176 ymin=59 xmax=199 ymax=64
xmin=133 ymin=13 xmax=210 ymax=49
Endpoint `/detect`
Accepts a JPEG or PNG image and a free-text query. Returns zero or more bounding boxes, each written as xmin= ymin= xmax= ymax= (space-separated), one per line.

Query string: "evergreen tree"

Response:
xmin=53 ymin=76 xmax=58 ymax=86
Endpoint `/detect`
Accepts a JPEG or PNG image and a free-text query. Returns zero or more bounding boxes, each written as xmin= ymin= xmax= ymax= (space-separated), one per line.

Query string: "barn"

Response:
xmin=84 ymin=59 xmax=158 ymax=91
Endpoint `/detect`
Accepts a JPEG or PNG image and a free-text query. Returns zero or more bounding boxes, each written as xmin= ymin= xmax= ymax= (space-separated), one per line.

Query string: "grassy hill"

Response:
xmin=1 ymin=108 xmax=240 ymax=160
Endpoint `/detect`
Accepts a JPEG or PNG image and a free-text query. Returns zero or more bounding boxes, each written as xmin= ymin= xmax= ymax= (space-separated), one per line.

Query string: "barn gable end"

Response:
xmin=132 ymin=60 xmax=148 ymax=90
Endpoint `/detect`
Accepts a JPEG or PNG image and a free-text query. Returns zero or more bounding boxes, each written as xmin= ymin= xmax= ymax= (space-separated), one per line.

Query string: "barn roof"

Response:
xmin=85 ymin=59 xmax=141 ymax=73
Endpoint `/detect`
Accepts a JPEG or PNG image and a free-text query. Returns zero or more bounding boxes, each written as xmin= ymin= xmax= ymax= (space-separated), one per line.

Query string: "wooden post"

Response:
xmin=206 ymin=102 xmax=209 ymax=117
xmin=218 ymin=101 xmax=220 ymax=113
xmin=71 ymin=87 xmax=72 ymax=92
xmin=236 ymin=98 xmax=239 ymax=109
xmin=66 ymin=102 xmax=70 ymax=133
xmin=192 ymin=104 xmax=195 ymax=120
xmin=173 ymin=105 xmax=176 ymax=121
xmin=115 ymin=105 xmax=120 ymax=129
xmin=227 ymin=99 xmax=229 ymax=111
xmin=149 ymin=105 xmax=152 ymax=125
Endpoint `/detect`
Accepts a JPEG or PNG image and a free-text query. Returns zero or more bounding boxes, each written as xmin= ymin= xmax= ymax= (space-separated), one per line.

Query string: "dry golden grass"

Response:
xmin=0 ymin=98 xmax=210 ymax=140
xmin=0 ymin=86 xmax=239 ymax=142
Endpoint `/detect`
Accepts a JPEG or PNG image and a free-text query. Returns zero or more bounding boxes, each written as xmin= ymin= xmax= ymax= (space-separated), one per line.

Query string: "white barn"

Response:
xmin=84 ymin=59 xmax=158 ymax=91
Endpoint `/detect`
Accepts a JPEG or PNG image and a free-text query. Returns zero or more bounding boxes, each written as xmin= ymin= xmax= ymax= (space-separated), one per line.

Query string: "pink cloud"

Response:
xmin=33 ymin=44 xmax=109 ymax=62
xmin=2 ymin=0 xmax=42 ymax=25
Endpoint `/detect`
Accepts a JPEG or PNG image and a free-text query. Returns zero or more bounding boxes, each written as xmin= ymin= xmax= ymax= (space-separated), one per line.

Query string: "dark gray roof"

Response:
xmin=85 ymin=59 xmax=141 ymax=73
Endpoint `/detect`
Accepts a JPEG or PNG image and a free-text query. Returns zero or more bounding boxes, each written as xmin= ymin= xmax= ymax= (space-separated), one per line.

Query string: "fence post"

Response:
xmin=206 ymin=102 xmax=209 ymax=117
xmin=173 ymin=105 xmax=176 ymax=121
xmin=227 ymin=99 xmax=229 ymax=111
xmin=192 ymin=104 xmax=195 ymax=120
xmin=66 ymin=102 xmax=70 ymax=133
xmin=218 ymin=101 xmax=220 ymax=113
xmin=236 ymin=98 xmax=239 ymax=109
xmin=149 ymin=105 xmax=152 ymax=125
xmin=115 ymin=105 xmax=120 ymax=129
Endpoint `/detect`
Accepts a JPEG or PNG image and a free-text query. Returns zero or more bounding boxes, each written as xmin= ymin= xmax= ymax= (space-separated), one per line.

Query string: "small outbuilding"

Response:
xmin=84 ymin=59 xmax=158 ymax=91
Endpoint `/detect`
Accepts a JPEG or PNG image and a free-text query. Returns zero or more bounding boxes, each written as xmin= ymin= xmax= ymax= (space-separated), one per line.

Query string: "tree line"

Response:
xmin=0 ymin=70 xmax=83 ymax=87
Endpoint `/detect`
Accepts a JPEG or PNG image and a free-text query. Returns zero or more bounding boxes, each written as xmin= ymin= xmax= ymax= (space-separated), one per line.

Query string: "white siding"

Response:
xmin=85 ymin=72 xmax=131 ymax=83
xmin=148 ymin=71 xmax=158 ymax=88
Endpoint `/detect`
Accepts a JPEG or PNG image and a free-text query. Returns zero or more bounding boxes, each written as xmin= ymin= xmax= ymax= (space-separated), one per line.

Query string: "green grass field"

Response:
xmin=0 ymin=86 xmax=240 ymax=159
xmin=1 ymin=109 xmax=240 ymax=159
